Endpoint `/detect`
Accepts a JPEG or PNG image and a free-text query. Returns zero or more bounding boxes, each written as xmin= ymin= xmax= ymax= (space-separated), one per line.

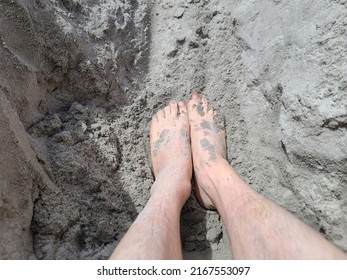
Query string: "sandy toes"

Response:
xmin=188 ymin=93 xmax=227 ymax=210
xmin=150 ymin=100 xmax=192 ymax=200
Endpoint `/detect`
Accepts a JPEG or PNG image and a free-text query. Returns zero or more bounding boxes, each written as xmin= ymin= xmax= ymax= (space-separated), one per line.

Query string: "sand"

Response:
xmin=0 ymin=0 xmax=346 ymax=259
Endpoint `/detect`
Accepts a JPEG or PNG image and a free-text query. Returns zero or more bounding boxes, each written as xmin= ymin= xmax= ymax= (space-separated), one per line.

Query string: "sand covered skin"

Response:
xmin=0 ymin=0 xmax=346 ymax=259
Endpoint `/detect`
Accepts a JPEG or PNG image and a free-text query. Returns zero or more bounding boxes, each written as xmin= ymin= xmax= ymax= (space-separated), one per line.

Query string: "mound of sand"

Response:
xmin=0 ymin=0 xmax=346 ymax=259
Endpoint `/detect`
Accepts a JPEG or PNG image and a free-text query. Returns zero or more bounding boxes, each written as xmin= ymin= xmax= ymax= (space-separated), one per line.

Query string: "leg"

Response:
xmin=109 ymin=101 xmax=192 ymax=259
xmin=188 ymin=93 xmax=346 ymax=259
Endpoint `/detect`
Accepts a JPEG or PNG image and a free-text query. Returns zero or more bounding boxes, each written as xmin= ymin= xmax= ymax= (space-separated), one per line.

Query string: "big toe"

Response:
xmin=189 ymin=93 xmax=211 ymax=117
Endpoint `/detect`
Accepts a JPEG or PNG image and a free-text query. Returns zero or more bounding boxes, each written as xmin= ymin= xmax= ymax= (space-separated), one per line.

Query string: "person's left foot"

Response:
xmin=150 ymin=101 xmax=192 ymax=204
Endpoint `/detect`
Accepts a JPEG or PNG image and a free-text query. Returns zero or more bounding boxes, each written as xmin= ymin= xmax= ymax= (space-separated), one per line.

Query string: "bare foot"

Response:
xmin=187 ymin=93 xmax=227 ymax=210
xmin=150 ymin=101 xmax=192 ymax=205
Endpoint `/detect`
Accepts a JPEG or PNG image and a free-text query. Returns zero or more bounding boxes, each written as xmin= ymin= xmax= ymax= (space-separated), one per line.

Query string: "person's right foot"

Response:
xmin=187 ymin=93 xmax=227 ymax=210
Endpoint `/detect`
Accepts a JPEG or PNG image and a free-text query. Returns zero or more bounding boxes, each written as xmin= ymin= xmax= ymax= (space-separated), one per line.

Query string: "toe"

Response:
xmin=164 ymin=104 xmax=171 ymax=118
xmin=213 ymin=110 xmax=225 ymax=131
xmin=200 ymin=95 xmax=210 ymax=115
xmin=192 ymin=92 xmax=200 ymax=100
xmin=178 ymin=101 xmax=187 ymax=116
xmin=152 ymin=111 xmax=159 ymax=123
xmin=169 ymin=100 xmax=178 ymax=116
xmin=156 ymin=108 xmax=165 ymax=119
xmin=188 ymin=93 xmax=200 ymax=115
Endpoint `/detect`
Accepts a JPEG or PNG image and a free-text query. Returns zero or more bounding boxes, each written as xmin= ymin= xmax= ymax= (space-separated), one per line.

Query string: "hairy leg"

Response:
xmin=110 ymin=101 xmax=192 ymax=259
xmin=188 ymin=93 xmax=346 ymax=259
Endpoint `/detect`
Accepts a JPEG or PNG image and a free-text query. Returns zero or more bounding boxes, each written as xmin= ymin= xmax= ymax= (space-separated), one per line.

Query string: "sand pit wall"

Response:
xmin=0 ymin=0 xmax=346 ymax=259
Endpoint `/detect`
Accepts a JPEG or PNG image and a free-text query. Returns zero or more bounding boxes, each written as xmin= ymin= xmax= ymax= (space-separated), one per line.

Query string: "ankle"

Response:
xmin=151 ymin=170 xmax=192 ymax=207
xmin=196 ymin=159 xmax=253 ymax=209
xmin=154 ymin=166 xmax=192 ymax=189
xmin=150 ymin=189 xmax=190 ymax=211
xmin=195 ymin=157 xmax=228 ymax=188
xmin=147 ymin=192 xmax=183 ymax=215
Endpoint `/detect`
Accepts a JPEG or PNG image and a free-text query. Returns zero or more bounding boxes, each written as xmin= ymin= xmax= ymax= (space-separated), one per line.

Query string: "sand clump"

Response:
xmin=0 ymin=0 xmax=346 ymax=259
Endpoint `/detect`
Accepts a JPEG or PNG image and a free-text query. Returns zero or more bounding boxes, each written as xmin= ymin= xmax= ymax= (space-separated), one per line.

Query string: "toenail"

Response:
xmin=192 ymin=92 xmax=200 ymax=100
xmin=178 ymin=101 xmax=185 ymax=107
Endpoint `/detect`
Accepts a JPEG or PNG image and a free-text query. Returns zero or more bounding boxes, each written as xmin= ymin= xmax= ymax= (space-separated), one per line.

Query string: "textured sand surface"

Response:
xmin=0 ymin=0 xmax=346 ymax=259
